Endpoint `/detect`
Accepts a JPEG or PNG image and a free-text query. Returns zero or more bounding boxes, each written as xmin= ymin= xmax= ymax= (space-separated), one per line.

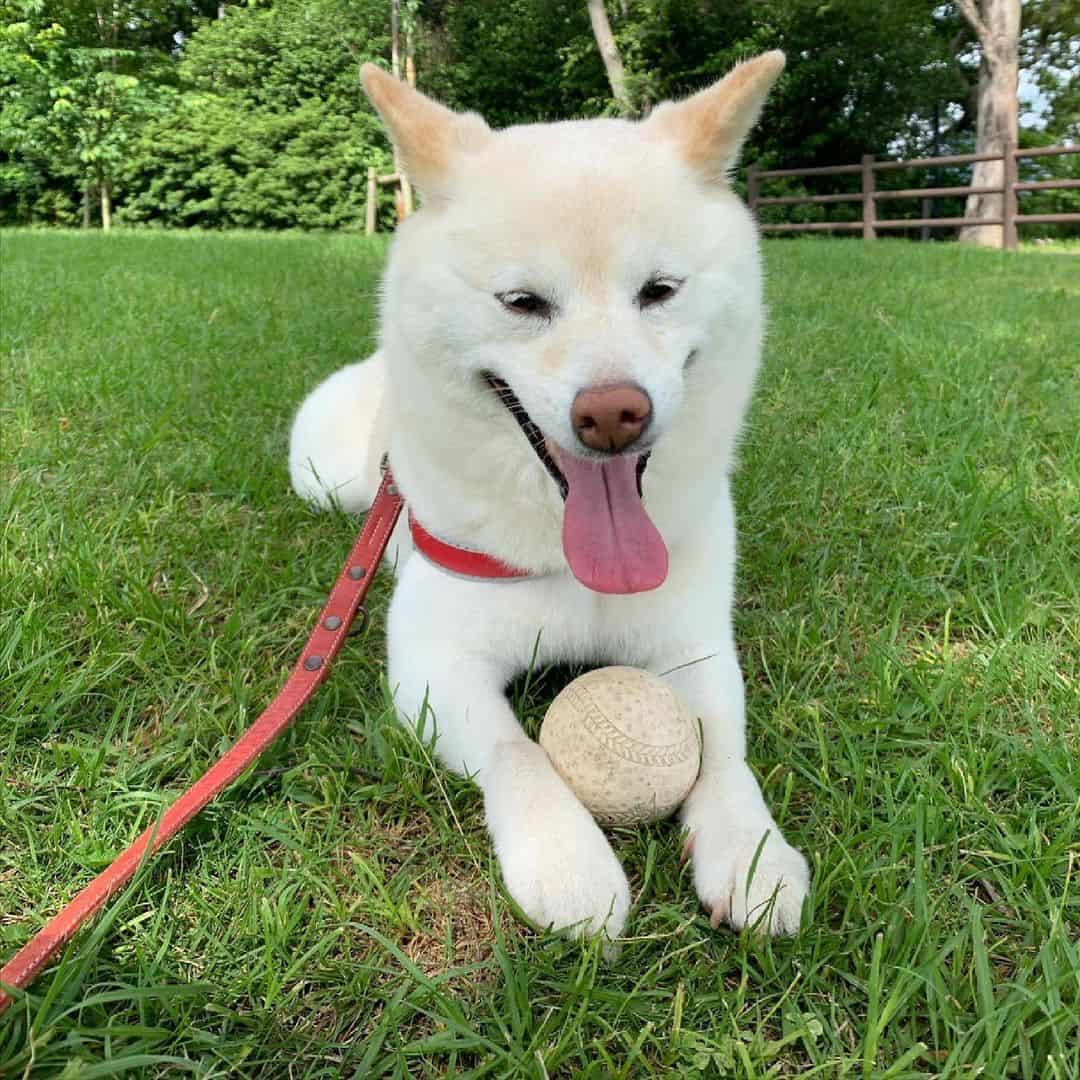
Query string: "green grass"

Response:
xmin=1020 ymin=237 xmax=1080 ymax=254
xmin=2 ymin=229 xmax=1078 ymax=1077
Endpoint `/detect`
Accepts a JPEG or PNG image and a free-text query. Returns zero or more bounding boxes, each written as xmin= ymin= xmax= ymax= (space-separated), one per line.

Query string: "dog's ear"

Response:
xmin=360 ymin=64 xmax=490 ymax=198
xmin=644 ymin=51 xmax=784 ymax=183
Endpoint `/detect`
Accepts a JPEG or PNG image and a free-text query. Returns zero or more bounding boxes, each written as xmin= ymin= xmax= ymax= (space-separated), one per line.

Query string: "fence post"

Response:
xmin=861 ymin=154 xmax=876 ymax=240
xmin=747 ymin=164 xmax=760 ymax=216
xmin=400 ymin=172 xmax=414 ymax=217
xmin=365 ymin=167 xmax=377 ymax=235
xmin=1002 ymin=140 xmax=1018 ymax=251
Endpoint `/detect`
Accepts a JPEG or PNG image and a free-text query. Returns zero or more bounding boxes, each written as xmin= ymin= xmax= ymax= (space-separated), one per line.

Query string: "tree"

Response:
xmin=585 ymin=0 xmax=630 ymax=114
xmin=1021 ymin=0 xmax=1080 ymax=139
xmin=1 ymin=0 xmax=190 ymax=228
xmin=4 ymin=0 xmax=1070 ymax=233
xmin=415 ymin=0 xmax=604 ymax=128
xmin=421 ymin=0 xmax=959 ymax=169
xmin=955 ymin=0 xmax=1020 ymax=246
xmin=117 ymin=0 xmax=396 ymax=230
xmin=1 ymin=9 xmax=70 ymax=221
xmin=390 ymin=0 xmax=414 ymax=215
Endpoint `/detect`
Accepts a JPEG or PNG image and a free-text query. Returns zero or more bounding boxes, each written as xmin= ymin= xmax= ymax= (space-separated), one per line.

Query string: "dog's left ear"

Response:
xmin=644 ymin=51 xmax=785 ymax=183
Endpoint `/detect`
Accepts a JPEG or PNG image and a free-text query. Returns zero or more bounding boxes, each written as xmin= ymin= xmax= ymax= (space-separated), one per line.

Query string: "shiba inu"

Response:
xmin=289 ymin=51 xmax=809 ymax=945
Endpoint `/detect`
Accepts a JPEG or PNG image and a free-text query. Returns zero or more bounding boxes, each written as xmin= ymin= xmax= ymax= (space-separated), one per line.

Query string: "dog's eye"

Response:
xmin=498 ymin=291 xmax=553 ymax=318
xmin=638 ymin=277 xmax=681 ymax=308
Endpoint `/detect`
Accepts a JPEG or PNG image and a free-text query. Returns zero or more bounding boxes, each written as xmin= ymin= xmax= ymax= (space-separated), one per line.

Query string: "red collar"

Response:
xmin=408 ymin=513 xmax=534 ymax=581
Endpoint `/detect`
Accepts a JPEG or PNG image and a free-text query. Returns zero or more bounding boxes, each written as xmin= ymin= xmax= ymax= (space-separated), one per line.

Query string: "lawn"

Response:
xmin=1 ymin=230 xmax=1077 ymax=1078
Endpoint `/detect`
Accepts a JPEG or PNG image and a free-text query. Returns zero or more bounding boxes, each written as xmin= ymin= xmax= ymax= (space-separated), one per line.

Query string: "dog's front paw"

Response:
xmin=499 ymin=817 xmax=631 ymax=945
xmin=484 ymin=741 xmax=630 ymax=949
xmin=685 ymin=825 xmax=809 ymax=936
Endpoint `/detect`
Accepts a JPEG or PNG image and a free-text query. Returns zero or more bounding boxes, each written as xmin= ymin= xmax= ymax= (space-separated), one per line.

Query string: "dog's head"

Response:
xmin=361 ymin=54 xmax=784 ymax=595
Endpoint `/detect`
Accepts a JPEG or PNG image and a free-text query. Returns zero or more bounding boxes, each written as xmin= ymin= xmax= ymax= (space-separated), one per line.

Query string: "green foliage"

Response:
xmin=119 ymin=0 xmax=397 ymax=230
xmin=419 ymin=0 xmax=962 ymax=169
xmin=180 ymin=0 xmax=388 ymax=112
xmin=1016 ymin=131 xmax=1080 ymax=233
xmin=2 ymin=0 xmax=1077 ymax=230
xmin=1023 ymin=0 xmax=1080 ymax=139
xmin=1 ymin=7 xmax=76 ymax=222
xmin=0 ymin=1 xmax=184 ymax=224
xmin=2 ymin=0 xmax=397 ymax=229
xmin=417 ymin=0 xmax=605 ymax=126
xmin=119 ymin=94 xmax=390 ymax=230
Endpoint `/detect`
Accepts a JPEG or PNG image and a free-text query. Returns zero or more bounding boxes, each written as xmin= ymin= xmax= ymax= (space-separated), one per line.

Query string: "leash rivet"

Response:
xmin=348 ymin=565 xmax=367 ymax=580
xmin=303 ymin=655 xmax=324 ymax=671
xmin=323 ymin=615 xmax=342 ymax=631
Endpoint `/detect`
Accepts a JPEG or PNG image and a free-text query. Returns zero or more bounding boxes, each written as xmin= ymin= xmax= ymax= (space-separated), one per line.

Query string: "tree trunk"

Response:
xmin=405 ymin=25 xmax=416 ymax=88
xmin=586 ymin=0 xmax=631 ymax=115
xmin=957 ymin=0 xmax=1020 ymax=247
xmin=389 ymin=0 xmax=414 ymax=215
xmin=391 ymin=0 xmax=400 ymax=80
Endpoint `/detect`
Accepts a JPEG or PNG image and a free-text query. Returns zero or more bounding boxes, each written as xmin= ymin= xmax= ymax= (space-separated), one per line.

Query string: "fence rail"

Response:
xmin=747 ymin=142 xmax=1079 ymax=249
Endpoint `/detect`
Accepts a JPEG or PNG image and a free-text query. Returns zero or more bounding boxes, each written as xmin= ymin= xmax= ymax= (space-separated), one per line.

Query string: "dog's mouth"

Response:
xmin=484 ymin=373 xmax=668 ymax=595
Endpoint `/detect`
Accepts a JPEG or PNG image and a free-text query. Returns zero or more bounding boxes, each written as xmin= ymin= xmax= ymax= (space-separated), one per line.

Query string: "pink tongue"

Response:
xmin=558 ymin=452 xmax=669 ymax=594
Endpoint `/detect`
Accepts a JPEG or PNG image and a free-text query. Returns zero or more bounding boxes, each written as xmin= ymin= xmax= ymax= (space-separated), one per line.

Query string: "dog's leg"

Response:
xmin=653 ymin=645 xmax=809 ymax=935
xmin=289 ymin=356 xmax=388 ymax=513
xmin=483 ymin=736 xmax=631 ymax=953
xmin=387 ymin=622 xmax=631 ymax=951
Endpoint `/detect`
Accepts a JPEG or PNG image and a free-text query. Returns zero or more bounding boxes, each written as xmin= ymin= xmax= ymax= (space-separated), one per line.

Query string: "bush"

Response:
xmin=119 ymin=94 xmax=392 ymax=230
xmin=114 ymin=0 xmax=397 ymax=230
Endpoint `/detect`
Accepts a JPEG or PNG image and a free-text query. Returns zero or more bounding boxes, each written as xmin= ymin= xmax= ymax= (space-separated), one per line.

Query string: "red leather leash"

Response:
xmin=0 ymin=469 xmax=404 ymax=1015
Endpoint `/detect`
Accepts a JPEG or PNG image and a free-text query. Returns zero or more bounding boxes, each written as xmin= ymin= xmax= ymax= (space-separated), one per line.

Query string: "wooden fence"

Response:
xmin=747 ymin=143 xmax=1079 ymax=249
xmin=365 ymin=167 xmax=411 ymax=234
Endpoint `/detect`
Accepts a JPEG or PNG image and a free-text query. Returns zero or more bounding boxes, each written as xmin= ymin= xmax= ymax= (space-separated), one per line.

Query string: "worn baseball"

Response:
xmin=539 ymin=666 xmax=701 ymax=826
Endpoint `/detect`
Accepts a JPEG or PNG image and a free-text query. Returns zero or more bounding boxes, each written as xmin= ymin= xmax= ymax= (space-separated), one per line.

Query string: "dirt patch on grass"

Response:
xmin=403 ymin=868 xmax=515 ymax=978
xmin=338 ymin=808 xmax=521 ymax=982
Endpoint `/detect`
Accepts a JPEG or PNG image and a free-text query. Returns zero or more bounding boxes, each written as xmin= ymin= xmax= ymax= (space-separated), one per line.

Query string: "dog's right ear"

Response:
xmin=361 ymin=64 xmax=490 ymax=199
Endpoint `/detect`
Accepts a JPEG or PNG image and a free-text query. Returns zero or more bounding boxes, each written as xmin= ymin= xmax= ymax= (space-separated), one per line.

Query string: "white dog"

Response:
xmin=289 ymin=52 xmax=809 ymax=945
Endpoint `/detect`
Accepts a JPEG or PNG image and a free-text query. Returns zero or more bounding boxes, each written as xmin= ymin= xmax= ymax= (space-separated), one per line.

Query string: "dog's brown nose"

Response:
xmin=571 ymin=383 xmax=652 ymax=453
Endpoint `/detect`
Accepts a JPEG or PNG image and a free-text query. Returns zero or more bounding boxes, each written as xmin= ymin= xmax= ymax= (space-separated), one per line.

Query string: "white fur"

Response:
xmin=288 ymin=60 xmax=809 ymax=947
xmin=289 ymin=358 xmax=387 ymax=512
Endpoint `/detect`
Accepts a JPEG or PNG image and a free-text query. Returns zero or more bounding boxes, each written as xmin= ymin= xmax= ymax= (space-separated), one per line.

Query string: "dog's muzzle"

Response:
xmin=482 ymin=372 xmax=650 ymax=497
